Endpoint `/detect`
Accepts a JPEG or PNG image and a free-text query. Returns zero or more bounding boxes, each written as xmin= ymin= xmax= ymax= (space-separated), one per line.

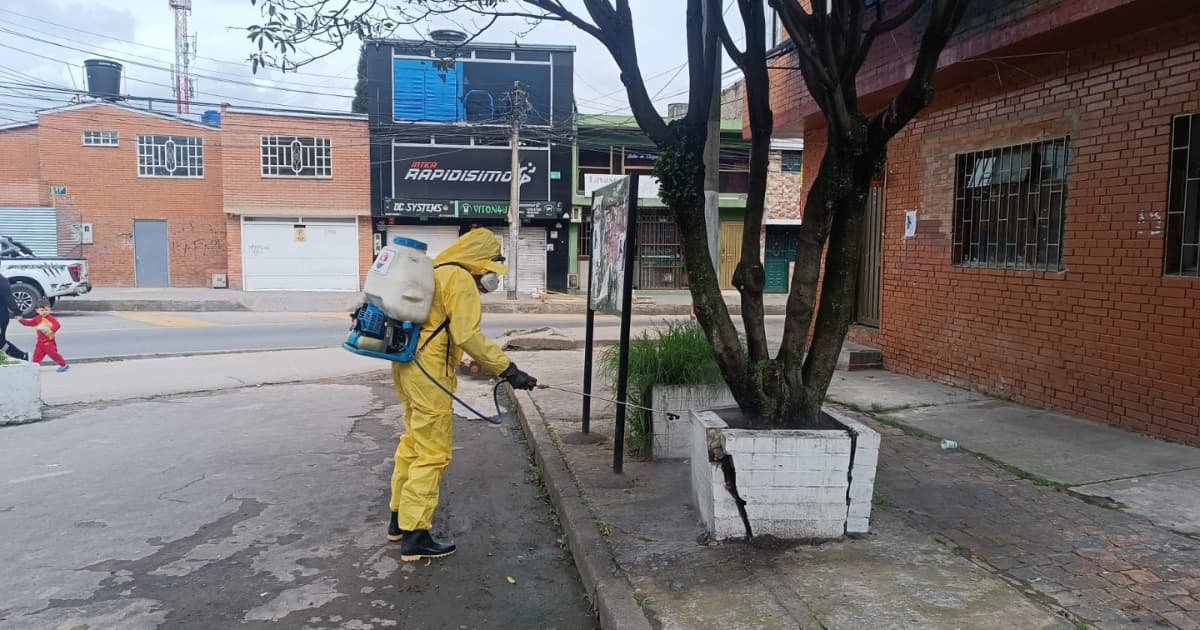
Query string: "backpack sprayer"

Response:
xmin=343 ymin=237 xmax=507 ymax=424
xmin=344 ymin=235 xmax=679 ymax=425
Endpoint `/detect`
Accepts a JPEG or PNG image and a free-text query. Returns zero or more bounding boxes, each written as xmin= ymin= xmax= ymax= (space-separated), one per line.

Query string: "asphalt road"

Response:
xmin=0 ymin=375 xmax=597 ymax=629
xmin=5 ymin=311 xmax=786 ymax=361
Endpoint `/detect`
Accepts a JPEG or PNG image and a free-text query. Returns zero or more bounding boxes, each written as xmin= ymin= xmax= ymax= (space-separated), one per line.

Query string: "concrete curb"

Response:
xmin=60 ymin=299 xmax=786 ymax=316
xmin=512 ymin=389 xmax=654 ymax=630
xmin=64 ymin=299 xmax=249 ymax=313
xmin=65 ymin=346 xmax=328 ymax=365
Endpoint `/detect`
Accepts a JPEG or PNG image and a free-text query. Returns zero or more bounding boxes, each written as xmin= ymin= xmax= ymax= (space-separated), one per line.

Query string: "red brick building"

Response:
xmin=770 ymin=1 xmax=1200 ymax=445
xmin=0 ymin=101 xmax=370 ymax=291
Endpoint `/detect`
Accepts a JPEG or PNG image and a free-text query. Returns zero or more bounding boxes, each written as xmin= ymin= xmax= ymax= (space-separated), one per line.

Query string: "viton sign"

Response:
xmin=393 ymin=145 xmax=550 ymax=201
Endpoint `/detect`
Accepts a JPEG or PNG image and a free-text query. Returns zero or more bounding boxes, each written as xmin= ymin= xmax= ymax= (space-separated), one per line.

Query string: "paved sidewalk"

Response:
xmin=826 ymin=372 xmax=1200 ymax=629
xmin=40 ymin=347 xmax=385 ymax=406
xmin=506 ymin=348 xmax=1200 ymax=629
xmin=60 ymin=287 xmax=788 ymax=315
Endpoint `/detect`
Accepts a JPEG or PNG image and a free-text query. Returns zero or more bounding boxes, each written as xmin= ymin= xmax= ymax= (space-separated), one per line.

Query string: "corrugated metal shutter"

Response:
xmin=517 ymin=229 xmax=547 ymax=294
xmin=0 ymin=207 xmax=58 ymax=257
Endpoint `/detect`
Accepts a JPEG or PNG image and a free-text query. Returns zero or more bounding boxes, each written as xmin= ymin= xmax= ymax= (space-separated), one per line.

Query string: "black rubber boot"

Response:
xmin=387 ymin=511 xmax=405 ymax=542
xmin=400 ymin=530 xmax=456 ymax=562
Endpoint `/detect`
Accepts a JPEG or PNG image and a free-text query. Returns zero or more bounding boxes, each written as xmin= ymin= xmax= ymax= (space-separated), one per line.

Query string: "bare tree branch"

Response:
xmin=868 ymin=0 xmax=969 ymax=146
xmin=846 ymin=0 xmax=930 ymax=80
xmin=718 ymin=14 xmax=747 ymax=69
xmin=728 ymin=0 xmax=772 ymax=364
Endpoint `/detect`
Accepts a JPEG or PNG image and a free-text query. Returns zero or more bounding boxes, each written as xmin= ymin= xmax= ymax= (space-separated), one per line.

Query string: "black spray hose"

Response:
xmin=413 ymin=357 xmax=505 ymax=425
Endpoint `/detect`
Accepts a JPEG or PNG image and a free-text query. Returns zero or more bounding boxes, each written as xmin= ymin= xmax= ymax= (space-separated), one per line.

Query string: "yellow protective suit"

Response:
xmin=389 ymin=228 xmax=512 ymax=532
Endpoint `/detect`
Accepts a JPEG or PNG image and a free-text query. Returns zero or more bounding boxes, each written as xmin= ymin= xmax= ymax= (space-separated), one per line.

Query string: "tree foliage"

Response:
xmin=244 ymin=0 xmax=969 ymax=427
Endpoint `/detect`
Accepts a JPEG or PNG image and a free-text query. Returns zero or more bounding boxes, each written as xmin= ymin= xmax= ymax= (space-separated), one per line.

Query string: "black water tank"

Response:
xmin=84 ymin=59 xmax=123 ymax=100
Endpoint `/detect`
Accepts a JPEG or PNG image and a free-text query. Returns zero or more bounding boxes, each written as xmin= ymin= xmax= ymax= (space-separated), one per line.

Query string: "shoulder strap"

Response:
xmin=418 ymin=318 xmax=450 ymax=353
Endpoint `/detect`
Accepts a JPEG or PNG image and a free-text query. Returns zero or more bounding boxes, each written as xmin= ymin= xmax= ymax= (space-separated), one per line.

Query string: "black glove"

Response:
xmin=499 ymin=362 xmax=538 ymax=390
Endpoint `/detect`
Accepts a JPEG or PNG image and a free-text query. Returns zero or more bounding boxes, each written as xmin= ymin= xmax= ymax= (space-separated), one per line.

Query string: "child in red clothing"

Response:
xmin=20 ymin=299 xmax=69 ymax=372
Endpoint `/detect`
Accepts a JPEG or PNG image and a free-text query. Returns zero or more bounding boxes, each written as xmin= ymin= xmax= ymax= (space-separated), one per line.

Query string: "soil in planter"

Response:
xmin=714 ymin=406 xmax=842 ymax=431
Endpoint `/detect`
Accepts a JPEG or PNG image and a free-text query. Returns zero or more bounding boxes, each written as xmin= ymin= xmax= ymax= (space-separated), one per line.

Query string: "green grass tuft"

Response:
xmin=599 ymin=321 xmax=727 ymax=458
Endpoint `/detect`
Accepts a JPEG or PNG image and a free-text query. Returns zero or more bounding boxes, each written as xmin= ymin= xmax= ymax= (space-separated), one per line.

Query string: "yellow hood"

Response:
xmin=433 ymin=228 xmax=508 ymax=276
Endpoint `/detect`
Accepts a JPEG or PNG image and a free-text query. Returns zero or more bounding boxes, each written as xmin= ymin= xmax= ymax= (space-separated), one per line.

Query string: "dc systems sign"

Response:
xmin=392 ymin=145 xmax=550 ymax=201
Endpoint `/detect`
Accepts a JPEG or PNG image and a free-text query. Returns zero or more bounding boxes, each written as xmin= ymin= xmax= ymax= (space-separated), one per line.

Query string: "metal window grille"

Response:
xmin=780 ymin=150 xmax=803 ymax=173
xmin=82 ymin=130 xmax=119 ymax=146
xmin=260 ymin=136 xmax=333 ymax=177
xmin=952 ymin=137 xmax=1070 ymax=271
xmin=1166 ymin=113 xmax=1200 ymax=276
xmin=638 ymin=209 xmax=685 ymax=289
xmin=137 ymin=135 xmax=204 ymax=177
xmin=577 ymin=207 xmax=593 ymax=257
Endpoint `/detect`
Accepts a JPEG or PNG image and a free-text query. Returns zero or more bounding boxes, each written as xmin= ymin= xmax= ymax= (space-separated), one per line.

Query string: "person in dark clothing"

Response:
xmin=0 ymin=271 xmax=30 ymax=361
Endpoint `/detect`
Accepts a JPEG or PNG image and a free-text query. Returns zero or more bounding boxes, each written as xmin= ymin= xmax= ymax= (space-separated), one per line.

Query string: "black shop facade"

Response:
xmin=372 ymin=141 xmax=573 ymax=293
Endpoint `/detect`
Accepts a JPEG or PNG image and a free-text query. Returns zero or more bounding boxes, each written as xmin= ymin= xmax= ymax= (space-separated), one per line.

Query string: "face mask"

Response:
xmin=476 ymin=272 xmax=500 ymax=294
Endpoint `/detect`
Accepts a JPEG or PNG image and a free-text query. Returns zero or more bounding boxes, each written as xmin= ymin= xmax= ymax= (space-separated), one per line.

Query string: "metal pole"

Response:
xmin=613 ymin=176 xmax=640 ymax=474
xmin=702 ymin=0 xmax=721 ymax=275
xmin=581 ymin=306 xmax=594 ymax=434
xmin=507 ymin=80 xmax=522 ymax=300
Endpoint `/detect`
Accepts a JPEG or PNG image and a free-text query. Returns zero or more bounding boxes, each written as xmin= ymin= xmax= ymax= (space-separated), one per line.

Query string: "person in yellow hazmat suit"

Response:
xmin=387 ymin=228 xmax=538 ymax=562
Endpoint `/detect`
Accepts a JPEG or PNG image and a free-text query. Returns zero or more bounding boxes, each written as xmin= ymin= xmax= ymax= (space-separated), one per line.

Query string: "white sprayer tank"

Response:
xmin=363 ymin=236 xmax=435 ymax=323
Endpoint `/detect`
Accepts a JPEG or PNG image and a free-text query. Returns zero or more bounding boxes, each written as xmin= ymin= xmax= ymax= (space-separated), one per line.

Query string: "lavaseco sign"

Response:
xmin=392 ymin=145 xmax=551 ymax=201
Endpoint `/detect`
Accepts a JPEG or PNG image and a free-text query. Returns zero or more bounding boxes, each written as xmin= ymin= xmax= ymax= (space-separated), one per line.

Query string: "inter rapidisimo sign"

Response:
xmin=392 ymin=145 xmax=550 ymax=201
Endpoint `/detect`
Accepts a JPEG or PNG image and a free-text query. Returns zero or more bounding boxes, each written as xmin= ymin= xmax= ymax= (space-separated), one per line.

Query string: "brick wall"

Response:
xmin=1 ymin=104 xmax=373 ymax=290
xmin=765 ymin=150 xmax=803 ymax=221
xmin=220 ymin=110 xmax=371 ymax=290
xmin=720 ymin=82 xmax=745 ymax=120
xmin=0 ymin=126 xmax=46 ymax=206
xmin=34 ymin=105 xmax=225 ymax=287
xmin=219 ymin=111 xmax=369 ymax=216
xmin=769 ymin=0 xmax=1154 ymax=135
xmin=804 ymin=15 xmax=1200 ymax=444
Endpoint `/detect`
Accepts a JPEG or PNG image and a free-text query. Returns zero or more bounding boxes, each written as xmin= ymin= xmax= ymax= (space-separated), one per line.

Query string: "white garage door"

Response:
xmin=386 ymin=225 xmax=461 ymax=260
xmin=243 ymin=217 xmax=359 ymax=291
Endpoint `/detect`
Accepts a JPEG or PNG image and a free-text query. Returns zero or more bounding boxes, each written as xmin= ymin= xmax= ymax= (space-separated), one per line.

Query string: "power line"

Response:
xmin=0 ymin=43 xmax=353 ymax=115
xmin=0 ymin=6 xmax=358 ymax=84
xmin=0 ymin=28 xmax=355 ymax=101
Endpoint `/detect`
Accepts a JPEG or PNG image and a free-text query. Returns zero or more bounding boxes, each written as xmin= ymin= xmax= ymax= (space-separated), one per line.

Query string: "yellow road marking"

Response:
xmin=111 ymin=312 xmax=218 ymax=328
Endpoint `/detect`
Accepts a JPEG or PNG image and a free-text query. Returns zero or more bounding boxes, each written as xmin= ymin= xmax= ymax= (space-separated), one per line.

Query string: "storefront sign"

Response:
xmin=583 ymin=173 xmax=661 ymax=199
xmin=392 ymin=144 xmax=551 ymax=201
xmin=384 ymin=199 xmax=563 ymax=220
xmin=383 ymin=200 xmax=456 ymax=218
xmin=458 ymin=200 xmax=563 ymax=220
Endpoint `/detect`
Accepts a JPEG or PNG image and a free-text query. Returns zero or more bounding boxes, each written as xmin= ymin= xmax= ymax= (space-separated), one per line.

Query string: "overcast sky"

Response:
xmin=0 ymin=0 xmax=747 ymax=124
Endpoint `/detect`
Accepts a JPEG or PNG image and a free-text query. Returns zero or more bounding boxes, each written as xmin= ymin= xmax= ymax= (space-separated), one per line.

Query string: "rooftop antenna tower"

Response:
xmin=169 ymin=0 xmax=195 ymax=114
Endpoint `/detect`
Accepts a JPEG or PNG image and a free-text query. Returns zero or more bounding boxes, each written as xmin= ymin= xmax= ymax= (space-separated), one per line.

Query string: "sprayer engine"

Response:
xmin=344 ymin=303 xmax=423 ymax=363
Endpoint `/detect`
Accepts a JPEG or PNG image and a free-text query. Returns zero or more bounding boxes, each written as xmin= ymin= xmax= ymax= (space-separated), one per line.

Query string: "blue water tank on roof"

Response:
xmin=201 ymin=110 xmax=222 ymax=126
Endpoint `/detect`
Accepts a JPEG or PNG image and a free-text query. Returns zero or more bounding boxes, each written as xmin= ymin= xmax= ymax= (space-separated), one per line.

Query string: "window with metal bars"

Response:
xmin=1166 ymin=113 xmax=1200 ymax=277
xmin=577 ymin=207 xmax=593 ymax=258
xmin=780 ymin=150 xmax=803 ymax=173
xmin=952 ymin=137 xmax=1070 ymax=271
xmin=137 ymin=135 xmax=204 ymax=177
xmin=261 ymin=136 xmax=333 ymax=177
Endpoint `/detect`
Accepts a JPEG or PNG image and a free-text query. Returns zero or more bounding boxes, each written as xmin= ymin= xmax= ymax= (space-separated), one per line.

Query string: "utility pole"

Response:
xmin=701 ymin=0 xmax=721 ymax=276
xmin=506 ymin=81 xmax=523 ymax=300
xmin=169 ymin=0 xmax=194 ymax=114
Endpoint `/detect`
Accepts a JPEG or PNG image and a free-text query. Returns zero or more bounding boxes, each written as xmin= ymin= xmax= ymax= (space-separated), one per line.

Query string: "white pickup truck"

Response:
xmin=1 ymin=235 xmax=92 ymax=317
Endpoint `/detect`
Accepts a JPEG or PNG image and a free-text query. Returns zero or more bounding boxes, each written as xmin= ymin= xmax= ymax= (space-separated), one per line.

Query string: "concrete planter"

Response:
xmin=690 ymin=407 xmax=879 ymax=540
xmin=0 ymin=359 xmax=43 ymax=425
xmin=651 ymin=383 xmax=736 ymax=459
